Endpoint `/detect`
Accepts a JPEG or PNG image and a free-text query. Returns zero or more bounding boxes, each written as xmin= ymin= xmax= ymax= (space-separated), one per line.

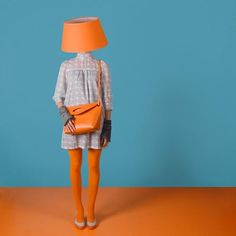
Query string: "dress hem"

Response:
xmin=61 ymin=145 xmax=102 ymax=150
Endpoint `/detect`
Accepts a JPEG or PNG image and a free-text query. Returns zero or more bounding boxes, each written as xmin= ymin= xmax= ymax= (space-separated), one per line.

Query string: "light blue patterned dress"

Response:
xmin=52 ymin=52 xmax=113 ymax=149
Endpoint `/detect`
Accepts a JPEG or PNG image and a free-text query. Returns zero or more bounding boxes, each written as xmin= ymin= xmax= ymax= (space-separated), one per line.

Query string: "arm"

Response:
xmin=52 ymin=61 xmax=67 ymax=105
xmin=100 ymin=60 xmax=113 ymax=112
xmin=52 ymin=61 xmax=73 ymax=126
xmin=104 ymin=110 xmax=112 ymax=120
xmin=100 ymin=60 xmax=113 ymax=144
xmin=56 ymin=101 xmax=64 ymax=109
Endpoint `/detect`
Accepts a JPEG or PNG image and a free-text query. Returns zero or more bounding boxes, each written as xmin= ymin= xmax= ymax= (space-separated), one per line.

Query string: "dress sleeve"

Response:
xmin=52 ymin=61 xmax=67 ymax=104
xmin=100 ymin=60 xmax=113 ymax=111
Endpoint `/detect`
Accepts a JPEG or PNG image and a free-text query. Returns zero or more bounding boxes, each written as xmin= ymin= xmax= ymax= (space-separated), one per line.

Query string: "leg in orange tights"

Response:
xmin=68 ymin=148 xmax=84 ymax=222
xmin=87 ymin=148 xmax=102 ymax=222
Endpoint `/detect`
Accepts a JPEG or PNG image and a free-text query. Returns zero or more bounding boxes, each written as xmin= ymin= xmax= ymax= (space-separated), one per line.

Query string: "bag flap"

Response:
xmin=69 ymin=102 xmax=99 ymax=116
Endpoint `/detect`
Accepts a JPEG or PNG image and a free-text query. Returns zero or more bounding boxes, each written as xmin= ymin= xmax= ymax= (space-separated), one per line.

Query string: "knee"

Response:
xmin=88 ymin=162 xmax=100 ymax=173
xmin=70 ymin=162 xmax=82 ymax=172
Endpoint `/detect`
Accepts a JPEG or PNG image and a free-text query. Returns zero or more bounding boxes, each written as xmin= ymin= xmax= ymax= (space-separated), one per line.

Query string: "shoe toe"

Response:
xmin=74 ymin=218 xmax=86 ymax=229
xmin=87 ymin=219 xmax=97 ymax=229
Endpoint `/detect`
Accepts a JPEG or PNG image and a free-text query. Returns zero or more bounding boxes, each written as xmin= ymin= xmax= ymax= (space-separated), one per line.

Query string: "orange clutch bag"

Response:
xmin=63 ymin=60 xmax=103 ymax=135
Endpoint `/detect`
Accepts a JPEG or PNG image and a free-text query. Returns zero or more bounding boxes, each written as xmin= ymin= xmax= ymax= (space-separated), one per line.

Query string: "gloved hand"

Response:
xmin=100 ymin=119 xmax=112 ymax=143
xmin=58 ymin=105 xmax=74 ymax=126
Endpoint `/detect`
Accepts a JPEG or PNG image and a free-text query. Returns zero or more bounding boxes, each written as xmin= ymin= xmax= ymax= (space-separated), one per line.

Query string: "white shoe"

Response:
xmin=87 ymin=218 xmax=97 ymax=229
xmin=74 ymin=218 xmax=86 ymax=229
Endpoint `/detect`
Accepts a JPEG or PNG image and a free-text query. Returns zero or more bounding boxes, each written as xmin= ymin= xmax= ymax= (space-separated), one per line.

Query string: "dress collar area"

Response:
xmin=75 ymin=52 xmax=93 ymax=59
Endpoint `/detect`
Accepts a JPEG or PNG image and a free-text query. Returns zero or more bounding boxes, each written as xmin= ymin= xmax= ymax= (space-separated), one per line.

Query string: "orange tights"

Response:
xmin=68 ymin=147 xmax=102 ymax=222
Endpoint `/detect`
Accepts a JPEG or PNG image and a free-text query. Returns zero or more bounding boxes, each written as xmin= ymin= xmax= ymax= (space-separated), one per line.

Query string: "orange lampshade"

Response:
xmin=61 ymin=16 xmax=108 ymax=53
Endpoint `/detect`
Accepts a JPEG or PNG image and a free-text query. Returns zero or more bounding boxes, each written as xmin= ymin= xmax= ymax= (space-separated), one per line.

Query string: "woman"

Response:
xmin=52 ymin=51 xmax=113 ymax=229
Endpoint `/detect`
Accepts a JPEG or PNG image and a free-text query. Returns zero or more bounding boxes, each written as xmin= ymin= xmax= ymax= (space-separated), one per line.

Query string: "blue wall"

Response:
xmin=0 ymin=0 xmax=236 ymax=186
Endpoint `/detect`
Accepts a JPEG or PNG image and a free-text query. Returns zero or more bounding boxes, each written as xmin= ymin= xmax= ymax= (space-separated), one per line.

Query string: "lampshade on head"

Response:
xmin=61 ymin=16 xmax=108 ymax=53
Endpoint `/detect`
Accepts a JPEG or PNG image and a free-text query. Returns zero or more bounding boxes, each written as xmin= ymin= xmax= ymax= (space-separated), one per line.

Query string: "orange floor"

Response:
xmin=0 ymin=187 xmax=236 ymax=236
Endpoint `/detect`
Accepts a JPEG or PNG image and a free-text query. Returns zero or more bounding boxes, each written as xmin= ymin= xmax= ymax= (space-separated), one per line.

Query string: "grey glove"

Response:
xmin=58 ymin=105 xmax=74 ymax=126
xmin=100 ymin=119 xmax=112 ymax=142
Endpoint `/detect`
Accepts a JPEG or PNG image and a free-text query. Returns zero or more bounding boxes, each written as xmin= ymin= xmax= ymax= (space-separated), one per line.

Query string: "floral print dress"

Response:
xmin=52 ymin=52 xmax=113 ymax=149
